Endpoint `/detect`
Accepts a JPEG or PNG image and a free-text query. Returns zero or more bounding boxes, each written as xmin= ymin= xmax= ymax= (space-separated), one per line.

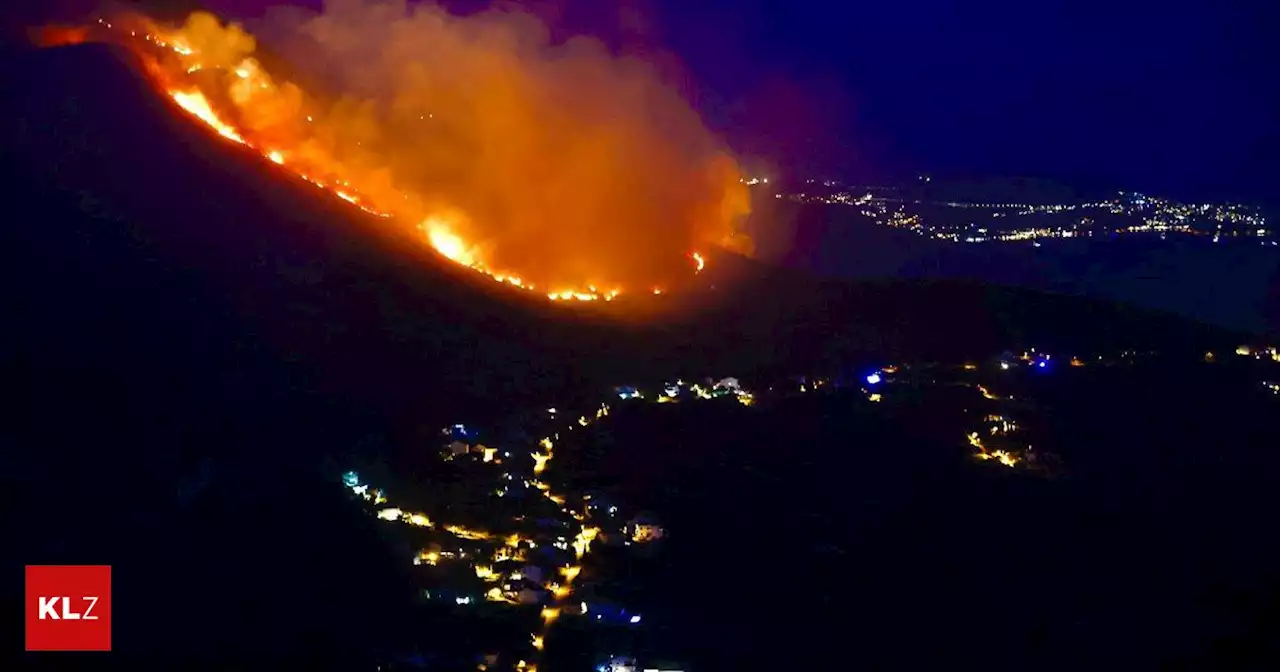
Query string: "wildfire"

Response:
xmin=169 ymin=90 xmax=245 ymax=144
xmin=423 ymin=220 xmax=480 ymax=267
xmin=71 ymin=11 xmax=741 ymax=304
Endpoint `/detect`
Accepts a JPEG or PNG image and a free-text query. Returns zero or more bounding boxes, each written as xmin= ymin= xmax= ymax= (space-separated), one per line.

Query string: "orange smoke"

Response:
xmin=78 ymin=3 xmax=753 ymax=301
xmin=30 ymin=25 xmax=91 ymax=47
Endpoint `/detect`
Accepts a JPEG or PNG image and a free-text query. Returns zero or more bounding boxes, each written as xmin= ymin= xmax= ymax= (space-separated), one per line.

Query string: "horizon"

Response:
xmin=767 ymin=172 xmax=1277 ymax=211
xmin=16 ymin=1 xmax=1276 ymax=206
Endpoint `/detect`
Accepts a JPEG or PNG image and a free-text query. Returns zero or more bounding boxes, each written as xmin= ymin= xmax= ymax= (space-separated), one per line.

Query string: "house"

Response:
xmin=601 ymin=656 xmax=637 ymax=672
xmin=713 ymin=377 xmax=741 ymax=392
xmin=628 ymin=513 xmax=665 ymax=543
xmin=632 ymin=524 xmax=664 ymax=542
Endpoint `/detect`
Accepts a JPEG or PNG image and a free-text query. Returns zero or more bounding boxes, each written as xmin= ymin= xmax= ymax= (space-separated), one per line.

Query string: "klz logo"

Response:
xmin=38 ymin=596 xmax=101 ymax=620
xmin=25 ymin=565 xmax=112 ymax=651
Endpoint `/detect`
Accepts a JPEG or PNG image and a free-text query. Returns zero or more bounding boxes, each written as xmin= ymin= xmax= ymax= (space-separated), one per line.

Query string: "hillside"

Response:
xmin=1 ymin=42 xmax=1245 ymax=407
xmin=0 ymin=38 xmax=1246 ymax=541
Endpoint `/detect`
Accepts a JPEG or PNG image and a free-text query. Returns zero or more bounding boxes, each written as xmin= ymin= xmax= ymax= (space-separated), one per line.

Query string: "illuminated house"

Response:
xmin=600 ymin=657 xmax=637 ymax=672
xmin=713 ymin=377 xmax=742 ymax=393
xmin=627 ymin=514 xmax=665 ymax=543
xmin=632 ymin=524 xmax=664 ymax=542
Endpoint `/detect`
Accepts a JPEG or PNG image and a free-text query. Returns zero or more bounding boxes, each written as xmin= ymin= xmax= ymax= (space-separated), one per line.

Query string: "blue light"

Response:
xmin=866 ymin=373 xmax=882 ymax=385
xmin=342 ymin=471 xmax=359 ymax=487
xmin=629 ymin=615 xmax=642 ymax=624
xmin=1038 ymin=361 xmax=1047 ymax=369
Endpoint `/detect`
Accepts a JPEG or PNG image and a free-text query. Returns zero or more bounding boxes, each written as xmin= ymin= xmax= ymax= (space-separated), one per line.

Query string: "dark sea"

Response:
xmin=752 ymin=201 xmax=1280 ymax=335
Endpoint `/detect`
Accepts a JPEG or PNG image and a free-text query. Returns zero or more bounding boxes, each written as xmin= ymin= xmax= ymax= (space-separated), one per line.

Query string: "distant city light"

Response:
xmin=778 ymin=181 xmax=1269 ymax=246
xmin=866 ymin=373 xmax=882 ymax=385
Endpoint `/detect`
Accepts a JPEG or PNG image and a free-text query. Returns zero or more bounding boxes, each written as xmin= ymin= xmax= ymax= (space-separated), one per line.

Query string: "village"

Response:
xmin=341 ymin=395 xmax=677 ymax=671
xmin=341 ymin=342 xmax=1277 ymax=670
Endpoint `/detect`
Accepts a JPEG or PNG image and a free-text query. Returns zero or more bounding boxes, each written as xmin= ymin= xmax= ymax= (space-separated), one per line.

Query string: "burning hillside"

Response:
xmin=46 ymin=2 xmax=752 ymax=302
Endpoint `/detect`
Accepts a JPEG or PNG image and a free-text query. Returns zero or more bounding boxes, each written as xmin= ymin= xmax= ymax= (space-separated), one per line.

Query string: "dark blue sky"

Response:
xmin=568 ymin=0 xmax=1273 ymax=203
xmin=177 ymin=0 xmax=1278 ymax=203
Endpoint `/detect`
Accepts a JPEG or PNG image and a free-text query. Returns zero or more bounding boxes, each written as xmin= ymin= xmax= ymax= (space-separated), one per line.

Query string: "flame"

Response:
xmin=71 ymin=9 xmax=747 ymax=304
xmin=169 ymin=90 xmax=245 ymax=144
xmin=424 ymin=221 xmax=480 ymax=267
xmin=691 ymin=251 xmax=706 ymax=272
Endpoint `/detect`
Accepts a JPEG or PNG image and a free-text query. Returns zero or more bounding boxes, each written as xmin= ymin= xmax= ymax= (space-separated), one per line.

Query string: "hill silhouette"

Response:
xmin=572 ymin=377 xmax=1280 ymax=670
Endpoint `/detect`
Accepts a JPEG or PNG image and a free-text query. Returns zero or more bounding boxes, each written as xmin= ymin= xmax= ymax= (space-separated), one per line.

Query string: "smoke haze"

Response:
xmin=160 ymin=0 xmax=752 ymax=291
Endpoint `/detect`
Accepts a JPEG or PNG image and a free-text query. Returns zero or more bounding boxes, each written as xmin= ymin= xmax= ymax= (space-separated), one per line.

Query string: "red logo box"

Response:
xmin=25 ymin=565 xmax=112 ymax=651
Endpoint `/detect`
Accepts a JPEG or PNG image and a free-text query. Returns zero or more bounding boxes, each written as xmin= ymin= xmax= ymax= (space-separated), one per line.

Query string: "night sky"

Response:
xmin=44 ymin=0 xmax=1280 ymax=203
xmin=554 ymin=0 xmax=1275 ymax=203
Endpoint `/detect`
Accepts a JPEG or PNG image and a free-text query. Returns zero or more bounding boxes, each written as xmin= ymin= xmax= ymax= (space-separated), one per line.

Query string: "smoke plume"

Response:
xmin=156 ymin=0 xmax=752 ymax=292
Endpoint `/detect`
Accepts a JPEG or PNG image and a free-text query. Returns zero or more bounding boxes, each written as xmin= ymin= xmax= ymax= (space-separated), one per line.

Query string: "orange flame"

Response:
xmin=169 ymin=90 xmax=245 ymax=144
xmin=72 ymin=11 xmax=743 ymax=303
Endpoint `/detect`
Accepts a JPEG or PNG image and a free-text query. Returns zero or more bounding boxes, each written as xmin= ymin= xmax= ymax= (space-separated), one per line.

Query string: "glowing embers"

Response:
xmin=418 ymin=218 xmax=624 ymax=301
